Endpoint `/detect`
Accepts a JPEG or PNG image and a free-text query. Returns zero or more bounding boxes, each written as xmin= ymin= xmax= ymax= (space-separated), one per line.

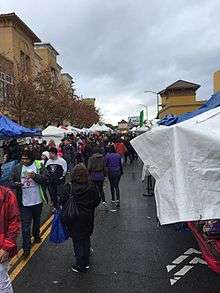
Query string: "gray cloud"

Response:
xmin=1 ymin=0 xmax=220 ymax=123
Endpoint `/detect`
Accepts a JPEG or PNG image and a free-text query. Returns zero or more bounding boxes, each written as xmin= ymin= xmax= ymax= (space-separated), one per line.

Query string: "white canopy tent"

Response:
xmin=42 ymin=126 xmax=66 ymax=146
xmin=89 ymin=123 xmax=112 ymax=132
xmin=131 ymin=106 xmax=220 ymax=225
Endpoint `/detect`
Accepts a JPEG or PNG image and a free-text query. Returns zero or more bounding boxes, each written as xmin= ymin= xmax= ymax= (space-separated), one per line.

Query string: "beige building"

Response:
xmin=118 ymin=119 xmax=129 ymax=131
xmin=0 ymin=13 xmax=41 ymax=75
xmin=213 ymin=71 xmax=220 ymax=93
xmin=158 ymin=80 xmax=205 ymax=118
xmin=0 ymin=54 xmax=14 ymax=101
xmin=61 ymin=73 xmax=74 ymax=94
xmin=82 ymin=98 xmax=96 ymax=107
xmin=34 ymin=43 xmax=62 ymax=79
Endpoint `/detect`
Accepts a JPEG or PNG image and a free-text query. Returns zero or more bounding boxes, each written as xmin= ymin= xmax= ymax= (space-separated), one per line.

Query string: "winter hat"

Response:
xmin=71 ymin=163 xmax=89 ymax=183
xmin=42 ymin=151 xmax=50 ymax=159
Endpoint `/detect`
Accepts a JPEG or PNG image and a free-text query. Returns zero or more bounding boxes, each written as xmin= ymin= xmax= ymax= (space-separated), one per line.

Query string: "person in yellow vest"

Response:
xmin=11 ymin=149 xmax=48 ymax=258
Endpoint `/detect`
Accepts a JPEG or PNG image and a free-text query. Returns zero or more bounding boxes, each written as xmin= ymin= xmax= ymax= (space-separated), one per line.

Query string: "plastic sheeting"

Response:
xmin=0 ymin=115 xmax=41 ymax=138
xmin=131 ymin=106 xmax=220 ymax=225
xmin=159 ymin=92 xmax=220 ymax=126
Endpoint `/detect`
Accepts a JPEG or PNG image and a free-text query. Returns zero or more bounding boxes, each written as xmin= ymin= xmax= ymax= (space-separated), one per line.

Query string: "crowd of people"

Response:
xmin=0 ymin=132 xmax=137 ymax=291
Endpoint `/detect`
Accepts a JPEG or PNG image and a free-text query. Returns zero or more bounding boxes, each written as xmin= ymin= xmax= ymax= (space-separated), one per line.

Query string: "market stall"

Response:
xmin=89 ymin=123 xmax=112 ymax=133
xmin=131 ymin=92 xmax=220 ymax=273
xmin=42 ymin=125 xmax=66 ymax=145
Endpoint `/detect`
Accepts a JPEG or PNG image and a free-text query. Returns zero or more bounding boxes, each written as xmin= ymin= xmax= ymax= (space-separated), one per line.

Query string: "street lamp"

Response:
xmin=144 ymin=90 xmax=160 ymax=118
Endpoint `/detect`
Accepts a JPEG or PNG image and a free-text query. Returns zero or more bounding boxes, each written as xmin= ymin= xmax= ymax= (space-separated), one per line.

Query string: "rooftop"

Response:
xmin=0 ymin=13 xmax=41 ymax=43
xmin=61 ymin=73 xmax=73 ymax=80
xmin=34 ymin=43 xmax=59 ymax=56
xmin=159 ymin=80 xmax=201 ymax=95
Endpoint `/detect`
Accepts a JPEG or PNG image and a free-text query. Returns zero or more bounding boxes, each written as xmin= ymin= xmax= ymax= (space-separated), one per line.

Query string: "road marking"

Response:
xmin=174 ymin=265 xmax=194 ymax=277
xmin=172 ymin=255 xmax=188 ymax=264
xmin=184 ymin=248 xmax=201 ymax=255
xmin=166 ymin=265 xmax=176 ymax=272
xmin=166 ymin=248 xmax=207 ymax=286
xmin=9 ymin=215 xmax=53 ymax=281
xmin=190 ymin=257 xmax=207 ymax=265
xmin=9 ymin=215 xmax=53 ymax=269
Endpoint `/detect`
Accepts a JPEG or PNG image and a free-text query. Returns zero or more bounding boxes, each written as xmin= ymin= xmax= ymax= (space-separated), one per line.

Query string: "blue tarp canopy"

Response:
xmin=158 ymin=92 xmax=220 ymax=126
xmin=0 ymin=115 xmax=41 ymax=139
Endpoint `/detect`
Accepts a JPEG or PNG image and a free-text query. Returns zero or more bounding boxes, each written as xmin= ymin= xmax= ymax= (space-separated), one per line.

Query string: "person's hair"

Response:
xmin=71 ymin=164 xmax=89 ymax=183
xmin=49 ymin=147 xmax=58 ymax=155
xmin=92 ymin=146 xmax=102 ymax=155
xmin=107 ymin=145 xmax=115 ymax=153
xmin=21 ymin=149 xmax=35 ymax=161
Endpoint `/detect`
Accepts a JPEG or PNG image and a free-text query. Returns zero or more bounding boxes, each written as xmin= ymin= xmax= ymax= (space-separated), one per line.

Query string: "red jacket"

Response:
xmin=0 ymin=186 xmax=20 ymax=258
xmin=115 ymin=142 xmax=127 ymax=156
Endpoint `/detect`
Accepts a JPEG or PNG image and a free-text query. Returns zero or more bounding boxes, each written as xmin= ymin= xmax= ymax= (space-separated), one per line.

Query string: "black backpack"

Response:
xmin=60 ymin=184 xmax=79 ymax=225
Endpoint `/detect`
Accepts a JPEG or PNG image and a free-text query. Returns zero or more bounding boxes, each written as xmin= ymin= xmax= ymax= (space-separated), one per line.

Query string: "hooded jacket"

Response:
xmin=0 ymin=186 xmax=20 ymax=258
xmin=61 ymin=182 xmax=100 ymax=240
xmin=88 ymin=153 xmax=107 ymax=181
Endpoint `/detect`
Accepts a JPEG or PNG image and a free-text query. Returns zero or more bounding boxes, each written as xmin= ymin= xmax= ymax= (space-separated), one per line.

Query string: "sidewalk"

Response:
xmin=13 ymin=162 xmax=220 ymax=293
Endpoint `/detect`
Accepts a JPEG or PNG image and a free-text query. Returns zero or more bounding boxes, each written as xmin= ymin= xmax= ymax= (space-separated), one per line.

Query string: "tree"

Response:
xmin=1 ymin=62 xmax=100 ymax=128
xmin=69 ymin=97 xmax=100 ymax=128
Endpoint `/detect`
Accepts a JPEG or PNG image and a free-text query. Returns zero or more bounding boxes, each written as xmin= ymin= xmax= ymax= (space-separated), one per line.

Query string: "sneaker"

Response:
xmin=33 ymin=237 xmax=42 ymax=244
xmin=22 ymin=250 xmax=30 ymax=259
xmin=116 ymin=200 xmax=120 ymax=207
xmin=71 ymin=266 xmax=86 ymax=273
xmin=85 ymin=266 xmax=90 ymax=269
xmin=111 ymin=200 xmax=116 ymax=203
xmin=102 ymin=201 xmax=107 ymax=206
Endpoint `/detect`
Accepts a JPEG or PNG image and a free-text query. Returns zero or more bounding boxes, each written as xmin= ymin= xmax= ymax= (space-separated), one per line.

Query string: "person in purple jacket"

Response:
xmin=88 ymin=147 xmax=107 ymax=206
xmin=105 ymin=145 xmax=123 ymax=207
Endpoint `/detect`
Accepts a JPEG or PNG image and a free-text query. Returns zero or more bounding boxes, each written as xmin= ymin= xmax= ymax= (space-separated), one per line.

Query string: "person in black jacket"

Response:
xmin=61 ymin=163 xmax=100 ymax=273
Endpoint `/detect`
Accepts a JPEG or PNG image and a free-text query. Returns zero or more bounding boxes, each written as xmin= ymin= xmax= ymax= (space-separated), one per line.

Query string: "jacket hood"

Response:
xmin=71 ymin=182 xmax=91 ymax=195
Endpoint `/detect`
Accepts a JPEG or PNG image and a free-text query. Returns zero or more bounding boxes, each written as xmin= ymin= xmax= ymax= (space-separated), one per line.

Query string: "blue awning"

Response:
xmin=0 ymin=115 xmax=42 ymax=139
xmin=158 ymin=92 xmax=220 ymax=126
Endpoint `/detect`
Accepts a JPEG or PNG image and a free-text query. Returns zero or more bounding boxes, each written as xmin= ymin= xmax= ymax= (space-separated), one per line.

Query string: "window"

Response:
xmin=20 ymin=50 xmax=31 ymax=74
xmin=0 ymin=81 xmax=4 ymax=102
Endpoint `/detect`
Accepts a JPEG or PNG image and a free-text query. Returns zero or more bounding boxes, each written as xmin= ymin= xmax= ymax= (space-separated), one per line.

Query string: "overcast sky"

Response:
xmin=1 ymin=0 xmax=220 ymax=124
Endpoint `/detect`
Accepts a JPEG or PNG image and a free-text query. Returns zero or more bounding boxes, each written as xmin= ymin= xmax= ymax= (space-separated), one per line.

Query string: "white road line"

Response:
xmin=184 ymin=248 xmax=201 ymax=255
xmin=172 ymin=255 xmax=189 ymax=264
xmin=174 ymin=265 xmax=194 ymax=277
xmin=166 ymin=265 xmax=176 ymax=272
xmin=190 ymin=257 xmax=207 ymax=265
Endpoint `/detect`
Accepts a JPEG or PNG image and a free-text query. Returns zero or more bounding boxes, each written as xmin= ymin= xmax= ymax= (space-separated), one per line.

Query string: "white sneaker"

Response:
xmin=111 ymin=200 xmax=116 ymax=203
xmin=102 ymin=201 xmax=108 ymax=206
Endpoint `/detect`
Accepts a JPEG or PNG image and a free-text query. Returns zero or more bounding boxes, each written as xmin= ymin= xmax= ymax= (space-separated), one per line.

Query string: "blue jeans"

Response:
xmin=73 ymin=237 xmax=91 ymax=270
xmin=21 ymin=203 xmax=43 ymax=251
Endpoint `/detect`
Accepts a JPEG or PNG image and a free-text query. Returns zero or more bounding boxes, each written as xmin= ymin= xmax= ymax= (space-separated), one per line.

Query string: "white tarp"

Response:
xmin=89 ymin=124 xmax=112 ymax=132
xmin=131 ymin=107 xmax=220 ymax=225
xmin=42 ymin=126 xmax=66 ymax=137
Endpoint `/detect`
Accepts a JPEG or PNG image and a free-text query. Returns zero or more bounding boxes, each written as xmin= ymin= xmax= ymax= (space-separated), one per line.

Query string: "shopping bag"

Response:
xmin=50 ymin=210 xmax=69 ymax=244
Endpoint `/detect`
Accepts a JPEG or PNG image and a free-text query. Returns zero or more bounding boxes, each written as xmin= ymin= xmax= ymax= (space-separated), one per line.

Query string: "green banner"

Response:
xmin=139 ymin=110 xmax=144 ymax=127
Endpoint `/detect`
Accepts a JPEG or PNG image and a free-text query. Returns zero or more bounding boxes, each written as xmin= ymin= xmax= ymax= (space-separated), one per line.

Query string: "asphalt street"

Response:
xmin=13 ymin=161 xmax=220 ymax=293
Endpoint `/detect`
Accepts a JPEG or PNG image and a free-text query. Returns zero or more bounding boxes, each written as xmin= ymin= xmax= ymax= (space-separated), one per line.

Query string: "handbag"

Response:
xmin=60 ymin=184 xmax=80 ymax=225
xmin=49 ymin=210 xmax=69 ymax=244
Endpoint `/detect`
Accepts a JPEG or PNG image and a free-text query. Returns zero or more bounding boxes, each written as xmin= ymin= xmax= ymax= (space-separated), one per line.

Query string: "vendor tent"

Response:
xmin=67 ymin=126 xmax=82 ymax=133
xmin=131 ymin=105 xmax=220 ymax=225
xmin=42 ymin=126 xmax=66 ymax=137
xmin=159 ymin=92 xmax=220 ymax=126
xmin=0 ymin=115 xmax=41 ymax=139
xmin=89 ymin=123 xmax=112 ymax=132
